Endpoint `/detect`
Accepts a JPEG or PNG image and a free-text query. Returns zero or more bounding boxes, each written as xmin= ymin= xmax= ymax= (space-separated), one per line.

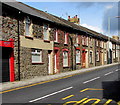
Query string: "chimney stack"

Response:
xmin=68 ymin=15 xmax=80 ymax=25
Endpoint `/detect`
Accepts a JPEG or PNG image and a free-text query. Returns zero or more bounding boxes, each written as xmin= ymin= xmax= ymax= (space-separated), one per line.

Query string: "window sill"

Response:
xmin=25 ymin=35 xmax=33 ymax=40
xmin=96 ymin=61 xmax=100 ymax=62
xmin=32 ymin=62 xmax=44 ymax=65
xmin=54 ymin=41 xmax=60 ymax=44
xmin=76 ymin=63 xmax=81 ymax=65
xmin=63 ymin=66 xmax=69 ymax=68
xmin=44 ymin=40 xmax=50 ymax=43
xmin=90 ymin=63 xmax=93 ymax=64
xmin=64 ymin=43 xmax=68 ymax=46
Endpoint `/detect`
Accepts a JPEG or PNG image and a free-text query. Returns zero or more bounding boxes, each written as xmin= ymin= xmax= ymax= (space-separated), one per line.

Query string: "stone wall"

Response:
xmin=20 ymin=47 xmax=48 ymax=80
xmin=2 ymin=9 xmax=19 ymax=80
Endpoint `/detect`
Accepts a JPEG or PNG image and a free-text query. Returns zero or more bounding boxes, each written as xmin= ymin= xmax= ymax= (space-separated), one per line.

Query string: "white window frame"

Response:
xmin=64 ymin=32 xmax=68 ymax=44
xmin=43 ymin=24 xmax=50 ymax=41
xmin=89 ymin=37 xmax=93 ymax=47
xmin=31 ymin=49 xmax=42 ymax=63
xmin=54 ymin=29 xmax=58 ymax=42
xmin=86 ymin=37 xmax=88 ymax=46
xmin=76 ymin=34 xmax=79 ymax=44
xmin=76 ymin=50 xmax=81 ymax=63
xmin=25 ymin=16 xmax=31 ymax=36
xmin=104 ymin=52 xmax=107 ymax=61
xmin=96 ymin=51 xmax=99 ymax=61
xmin=82 ymin=36 xmax=85 ymax=45
xmin=96 ymin=40 xmax=99 ymax=46
xmin=63 ymin=51 xmax=69 ymax=67
xmin=89 ymin=51 xmax=93 ymax=63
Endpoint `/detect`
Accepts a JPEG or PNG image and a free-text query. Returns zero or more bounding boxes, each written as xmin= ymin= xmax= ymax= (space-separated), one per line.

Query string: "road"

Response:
xmin=2 ymin=64 xmax=120 ymax=104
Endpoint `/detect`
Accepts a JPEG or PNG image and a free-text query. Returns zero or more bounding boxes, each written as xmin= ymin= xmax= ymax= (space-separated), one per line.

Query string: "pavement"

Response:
xmin=1 ymin=63 xmax=120 ymax=91
xmin=1 ymin=63 xmax=120 ymax=104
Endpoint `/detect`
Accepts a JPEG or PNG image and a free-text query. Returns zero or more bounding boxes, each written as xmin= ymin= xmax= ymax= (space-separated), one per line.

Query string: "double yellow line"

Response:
xmin=0 ymin=75 xmax=73 ymax=94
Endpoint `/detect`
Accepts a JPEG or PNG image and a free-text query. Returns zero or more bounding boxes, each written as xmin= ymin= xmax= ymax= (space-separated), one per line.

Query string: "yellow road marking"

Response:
xmin=80 ymin=88 xmax=89 ymax=92
xmin=63 ymin=98 xmax=88 ymax=105
xmin=117 ymin=101 xmax=120 ymax=105
xmin=0 ymin=66 xmax=106 ymax=94
xmin=62 ymin=95 xmax=74 ymax=100
xmin=80 ymin=98 xmax=101 ymax=105
xmin=63 ymin=101 xmax=78 ymax=105
xmin=80 ymin=88 xmax=103 ymax=92
xmin=0 ymin=75 xmax=73 ymax=94
xmin=103 ymin=99 xmax=112 ymax=105
xmin=75 ymin=98 xmax=88 ymax=105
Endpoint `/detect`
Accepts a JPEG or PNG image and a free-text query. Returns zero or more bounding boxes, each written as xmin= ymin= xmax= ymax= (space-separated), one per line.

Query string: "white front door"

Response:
xmin=54 ymin=54 xmax=57 ymax=73
xmin=48 ymin=53 xmax=51 ymax=74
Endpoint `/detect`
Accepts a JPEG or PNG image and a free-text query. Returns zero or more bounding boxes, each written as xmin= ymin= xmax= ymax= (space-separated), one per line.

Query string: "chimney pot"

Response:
xmin=76 ymin=15 xmax=77 ymax=18
xmin=68 ymin=16 xmax=70 ymax=19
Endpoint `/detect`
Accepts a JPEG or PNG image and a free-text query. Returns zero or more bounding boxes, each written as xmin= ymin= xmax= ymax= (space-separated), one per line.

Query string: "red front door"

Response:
xmin=0 ymin=40 xmax=15 ymax=82
xmin=82 ymin=49 xmax=86 ymax=68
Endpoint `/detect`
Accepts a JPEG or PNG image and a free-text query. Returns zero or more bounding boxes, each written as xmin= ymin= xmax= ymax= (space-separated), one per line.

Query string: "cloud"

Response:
xmin=81 ymin=23 xmax=103 ymax=33
xmin=105 ymin=5 xmax=113 ymax=9
xmin=77 ymin=2 xmax=95 ymax=8
xmin=102 ymin=3 xmax=119 ymax=36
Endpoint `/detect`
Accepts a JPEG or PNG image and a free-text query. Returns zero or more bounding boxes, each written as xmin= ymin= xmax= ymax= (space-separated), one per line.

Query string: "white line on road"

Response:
xmin=29 ymin=86 xmax=73 ymax=103
xmin=115 ymin=69 xmax=120 ymax=72
xmin=104 ymin=71 xmax=113 ymax=76
xmin=83 ymin=77 xmax=100 ymax=84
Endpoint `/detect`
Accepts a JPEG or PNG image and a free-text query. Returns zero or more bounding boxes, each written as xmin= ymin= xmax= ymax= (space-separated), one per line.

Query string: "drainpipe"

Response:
xmin=95 ymin=39 xmax=96 ymax=66
xmin=69 ymin=35 xmax=74 ymax=70
xmin=18 ymin=11 xmax=21 ymax=81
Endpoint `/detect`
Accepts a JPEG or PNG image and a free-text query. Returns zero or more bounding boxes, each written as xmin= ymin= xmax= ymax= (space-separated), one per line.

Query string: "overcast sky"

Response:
xmin=17 ymin=1 xmax=119 ymax=37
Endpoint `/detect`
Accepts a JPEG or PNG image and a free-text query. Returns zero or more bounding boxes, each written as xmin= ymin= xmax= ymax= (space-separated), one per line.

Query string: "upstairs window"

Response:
xmin=89 ymin=37 xmax=92 ymax=47
xmin=100 ymin=41 xmax=104 ymax=48
xmin=76 ymin=50 xmax=81 ymax=63
xmin=104 ymin=43 xmax=107 ymax=49
xmin=82 ymin=36 xmax=85 ymax=45
xmin=96 ymin=40 xmax=99 ymax=46
xmin=25 ymin=16 xmax=31 ymax=36
xmin=31 ymin=49 xmax=42 ymax=63
xmin=43 ymin=24 xmax=50 ymax=41
xmin=64 ymin=32 xmax=68 ymax=44
xmin=76 ymin=34 xmax=80 ymax=44
xmin=54 ymin=29 xmax=58 ymax=42
xmin=63 ymin=51 xmax=69 ymax=67
xmin=86 ymin=37 xmax=88 ymax=46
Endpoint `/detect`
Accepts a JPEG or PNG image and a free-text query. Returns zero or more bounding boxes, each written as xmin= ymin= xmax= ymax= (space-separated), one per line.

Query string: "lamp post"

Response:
xmin=107 ymin=16 xmax=120 ymax=64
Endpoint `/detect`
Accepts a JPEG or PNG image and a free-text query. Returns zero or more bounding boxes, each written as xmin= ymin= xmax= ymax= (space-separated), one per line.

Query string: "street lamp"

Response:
xmin=107 ymin=16 xmax=120 ymax=64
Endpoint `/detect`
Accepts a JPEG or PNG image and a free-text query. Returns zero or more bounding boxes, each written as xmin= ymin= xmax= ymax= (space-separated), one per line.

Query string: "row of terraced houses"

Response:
xmin=1 ymin=1 xmax=120 ymax=82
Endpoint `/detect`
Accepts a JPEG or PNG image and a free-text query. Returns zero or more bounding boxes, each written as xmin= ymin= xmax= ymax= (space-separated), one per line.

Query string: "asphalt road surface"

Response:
xmin=2 ymin=64 xmax=120 ymax=105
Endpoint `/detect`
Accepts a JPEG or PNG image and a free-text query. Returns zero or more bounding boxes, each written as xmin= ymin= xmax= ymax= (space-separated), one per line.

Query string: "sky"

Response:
xmin=17 ymin=1 xmax=119 ymax=37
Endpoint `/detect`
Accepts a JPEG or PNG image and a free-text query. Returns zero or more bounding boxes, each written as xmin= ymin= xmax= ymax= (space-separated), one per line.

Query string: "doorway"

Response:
xmin=82 ymin=49 xmax=86 ymax=68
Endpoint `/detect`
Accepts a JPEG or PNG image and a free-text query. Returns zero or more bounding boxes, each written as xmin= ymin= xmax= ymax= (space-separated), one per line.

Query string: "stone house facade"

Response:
xmin=1 ymin=2 xmax=120 ymax=82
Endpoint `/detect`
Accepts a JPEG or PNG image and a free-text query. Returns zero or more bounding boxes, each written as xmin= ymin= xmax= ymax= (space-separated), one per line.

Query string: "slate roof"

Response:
xmin=2 ymin=1 xmax=120 ymax=44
